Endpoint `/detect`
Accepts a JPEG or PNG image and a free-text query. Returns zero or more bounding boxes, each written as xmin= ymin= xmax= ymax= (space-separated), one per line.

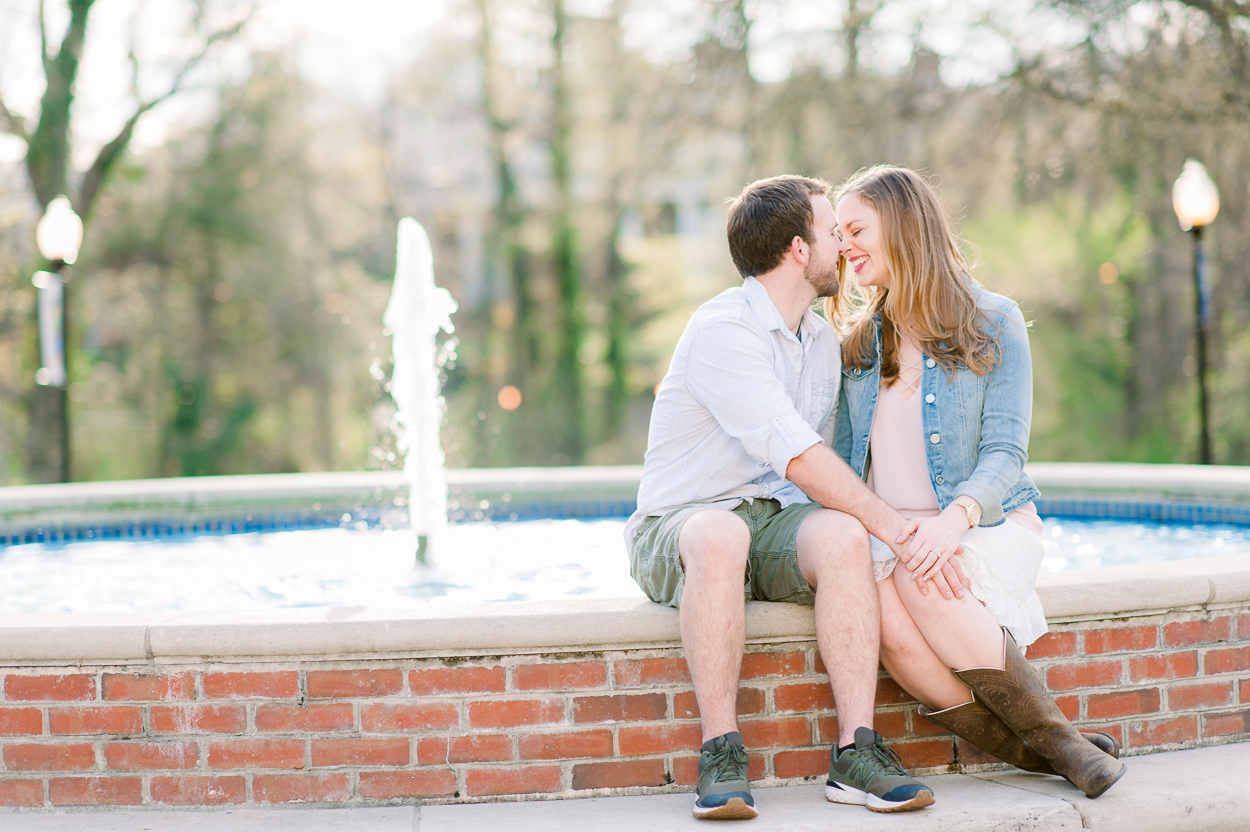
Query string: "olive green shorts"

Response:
xmin=628 ymin=498 xmax=825 ymax=609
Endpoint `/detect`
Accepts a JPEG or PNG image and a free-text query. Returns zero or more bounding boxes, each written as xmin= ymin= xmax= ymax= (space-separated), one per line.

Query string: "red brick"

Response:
xmin=253 ymin=773 xmax=350 ymax=804
xmin=49 ymin=777 xmax=142 ymax=806
xmin=775 ymin=748 xmax=830 ymax=778
xmin=417 ymin=734 xmax=512 ymax=764
xmin=0 ymin=707 xmax=43 ymax=735
xmin=1204 ymin=708 xmax=1250 ymax=738
xmin=1240 ymin=679 xmax=1249 ymax=704
xmin=574 ymin=693 xmax=666 ymax=723
xmin=1088 ymin=688 xmax=1160 ymax=719
xmin=674 ymin=687 xmax=764 ymax=719
xmin=207 ymin=739 xmax=305 ymax=769
xmin=874 ymin=709 xmax=908 ymax=740
xmin=892 ymin=739 xmax=955 ymax=769
xmin=1027 ymin=631 xmax=1077 ymax=659
xmin=739 ymin=717 xmax=812 ymax=748
xmin=101 ymin=673 xmax=194 ymax=702
xmin=466 ymin=765 xmax=562 ymax=796
xmin=409 ymin=666 xmax=505 ymax=696
xmin=740 ymin=651 xmax=805 ymax=680
xmin=1165 ymin=617 xmax=1232 ymax=647
xmin=256 ymin=703 xmax=354 ymax=732
xmin=49 ymin=706 xmax=143 ymax=736
xmin=1056 ymin=696 xmax=1080 ymax=722
xmin=573 ymin=758 xmax=667 ymax=790
xmin=1129 ymin=652 xmax=1198 ymax=682
xmin=519 ymin=729 xmax=613 ymax=760
xmin=0 ymin=780 xmax=44 ymax=806
xmin=5 ymin=674 xmax=95 ymax=702
xmin=673 ymin=753 xmax=764 ymax=785
xmin=151 ymin=775 xmax=245 ymax=806
xmin=4 ymin=743 xmax=95 ymax=771
xmin=1127 ymin=715 xmax=1198 ymax=748
xmin=203 ymin=671 xmax=299 ymax=700
xmin=613 ymin=657 xmax=689 ymax=687
xmin=816 ymin=716 xmax=840 ymax=744
xmin=910 ymin=708 xmax=950 ymax=738
xmin=104 ymin=741 xmax=199 ymax=771
xmin=875 ymin=677 xmax=917 ymax=705
xmin=513 ymin=662 xmax=607 ymax=691
xmin=312 ymin=737 xmax=409 ymax=767
xmin=151 ymin=705 xmax=247 ymax=735
xmin=1169 ymin=681 xmax=1233 ymax=711
xmin=774 ymin=682 xmax=834 ymax=713
xmin=1045 ymin=660 xmax=1122 ymax=691
xmin=468 ymin=698 xmax=564 ymax=729
xmin=359 ymin=769 xmax=457 ymax=799
xmin=1084 ymin=625 xmax=1157 ymax=655
xmin=1204 ymin=646 xmax=1250 ymax=675
xmin=306 ymin=670 xmax=402 ymax=699
xmin=1240 ymin=614 xmax=1250 ymax=640
xmin=362 ymin=702 xmax=458 ymax=732
xmin=619 ymin=723 xmax=704 ymax=756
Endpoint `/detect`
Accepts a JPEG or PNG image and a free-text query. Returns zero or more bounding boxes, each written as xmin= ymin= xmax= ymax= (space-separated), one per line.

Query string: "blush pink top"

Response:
xmin=870 ymin=337 xmax=1042 ymax=534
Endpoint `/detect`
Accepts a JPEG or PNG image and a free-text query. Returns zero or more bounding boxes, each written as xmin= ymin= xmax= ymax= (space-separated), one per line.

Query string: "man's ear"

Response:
xmin=789 ymin=235 xmax=809 ymax=266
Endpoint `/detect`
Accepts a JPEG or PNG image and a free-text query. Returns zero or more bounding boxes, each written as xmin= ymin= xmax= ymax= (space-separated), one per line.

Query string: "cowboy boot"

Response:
xmin=954 ymin=629 xmax=1126 ymax=798
xmin=918 ymin=696 xmax=1120 ymax=775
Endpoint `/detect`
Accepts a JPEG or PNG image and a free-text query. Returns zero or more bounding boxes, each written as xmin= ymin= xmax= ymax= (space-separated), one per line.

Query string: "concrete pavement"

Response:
xmin=2 ymin=741 xmax=1246 ymax=832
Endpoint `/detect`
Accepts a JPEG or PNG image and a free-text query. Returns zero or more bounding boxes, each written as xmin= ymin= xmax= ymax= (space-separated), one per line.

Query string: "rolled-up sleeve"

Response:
xmin=683 ymin=318 xmax=822 ymax=479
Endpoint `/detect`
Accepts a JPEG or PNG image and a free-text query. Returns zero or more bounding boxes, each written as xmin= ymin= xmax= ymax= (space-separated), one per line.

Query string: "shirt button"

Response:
xmin=930 ymin=433 xmax=941 ymax=444
xmin=926 ymin=358 xmax=936 ymax=368
xmin=935 ymin=475 xmax=945 ymax=484
xmin=925 ymin=393 xmax=935 ymax=403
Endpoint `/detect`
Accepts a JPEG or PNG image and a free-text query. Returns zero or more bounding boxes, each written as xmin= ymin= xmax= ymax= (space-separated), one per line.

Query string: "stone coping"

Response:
xmin=3 ymin=553 xmax=1246 ymax=666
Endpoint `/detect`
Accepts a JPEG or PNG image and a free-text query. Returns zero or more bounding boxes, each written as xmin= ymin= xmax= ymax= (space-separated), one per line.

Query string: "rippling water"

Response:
xmin=0 ymin=517 xmax=1245 ymax=614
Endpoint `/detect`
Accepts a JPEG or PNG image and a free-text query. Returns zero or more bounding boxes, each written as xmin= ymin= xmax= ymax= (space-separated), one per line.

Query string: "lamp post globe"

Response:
xmin=1172 ymin=160 xmax=1219 ymax=465
xmin=36 ymin=196 xmax=83 ymax=265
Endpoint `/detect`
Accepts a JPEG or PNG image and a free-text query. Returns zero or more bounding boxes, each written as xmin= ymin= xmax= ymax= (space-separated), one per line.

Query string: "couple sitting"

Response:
xmin=624 ymin=167 xmax=1125 ymax=820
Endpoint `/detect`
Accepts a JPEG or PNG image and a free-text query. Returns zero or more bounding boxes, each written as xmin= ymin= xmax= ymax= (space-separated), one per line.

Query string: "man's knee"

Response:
xmin=678 ymin=510 xmax=749 ymax=573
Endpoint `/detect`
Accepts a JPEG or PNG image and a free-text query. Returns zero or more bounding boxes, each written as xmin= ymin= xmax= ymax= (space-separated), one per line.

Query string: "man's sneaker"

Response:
xmin=826 ymin=726 xmax=935 ymax=812
xmin=694 ymin=731 xmax=757 ymax=820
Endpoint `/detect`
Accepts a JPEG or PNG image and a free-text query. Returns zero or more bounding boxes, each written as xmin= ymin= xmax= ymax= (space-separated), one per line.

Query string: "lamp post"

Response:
xmin=1172 ymin=159 xmax=1220 ymax=465
xmin=33 ymin=196 xmax=84 ymax=483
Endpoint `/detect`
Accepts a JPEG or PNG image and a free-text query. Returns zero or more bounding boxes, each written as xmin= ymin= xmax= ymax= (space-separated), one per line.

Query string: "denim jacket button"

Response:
xmin=925 ymin=393 xmax=935 ymax=404
xmin=930 ymin=433 xmax=940 ymax=444
xmin=926 ymin=358 xmax=936 ymax=368
xmin=935 ymin=475 xmax=944 ymax=484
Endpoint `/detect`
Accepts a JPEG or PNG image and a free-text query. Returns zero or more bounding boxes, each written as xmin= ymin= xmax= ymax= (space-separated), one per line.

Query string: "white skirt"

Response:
xmin=871 ymin=518 xmax=1048 ymax=647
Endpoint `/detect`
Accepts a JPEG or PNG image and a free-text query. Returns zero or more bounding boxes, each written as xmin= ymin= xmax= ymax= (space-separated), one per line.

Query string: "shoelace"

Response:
xmin=866 ymin=740 xmax=907 ymax=776
xmin=705 ymin=743 xmax=749 ymax=782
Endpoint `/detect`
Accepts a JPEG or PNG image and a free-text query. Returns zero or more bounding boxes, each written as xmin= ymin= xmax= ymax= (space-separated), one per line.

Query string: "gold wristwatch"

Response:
xmin=953 ymin=498 xmax=981 ymax=529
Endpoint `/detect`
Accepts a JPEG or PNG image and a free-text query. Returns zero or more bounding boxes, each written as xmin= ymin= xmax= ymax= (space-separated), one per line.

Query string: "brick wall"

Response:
xmin=1 ymin=607 xmax=1247 ymax=809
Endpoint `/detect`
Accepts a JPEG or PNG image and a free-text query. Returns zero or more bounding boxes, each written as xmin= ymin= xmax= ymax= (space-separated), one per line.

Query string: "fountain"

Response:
xmin=383 ymin=217 xmax=458 ymax=564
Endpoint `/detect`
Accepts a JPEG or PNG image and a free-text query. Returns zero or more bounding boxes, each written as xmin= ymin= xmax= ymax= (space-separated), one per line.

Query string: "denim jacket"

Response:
xmin=832 ymin=283 xmax=1040 ymax=526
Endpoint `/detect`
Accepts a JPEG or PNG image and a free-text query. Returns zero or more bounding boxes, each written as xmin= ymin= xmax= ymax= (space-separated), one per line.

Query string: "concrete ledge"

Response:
xmin=4 ymin=554 xmax=1247 ymax=664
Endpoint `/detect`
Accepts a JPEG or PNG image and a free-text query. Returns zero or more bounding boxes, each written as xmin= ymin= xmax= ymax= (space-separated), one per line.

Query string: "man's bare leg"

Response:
xmin=795 ymin=509 xmax=879 ymax=745
xmin=678 ymin=509 xmax=751 ymax=742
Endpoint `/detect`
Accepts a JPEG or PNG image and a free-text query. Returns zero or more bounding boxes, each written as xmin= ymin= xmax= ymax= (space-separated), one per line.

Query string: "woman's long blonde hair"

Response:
xmin=826 ymin=165 xmax=999 ymax=382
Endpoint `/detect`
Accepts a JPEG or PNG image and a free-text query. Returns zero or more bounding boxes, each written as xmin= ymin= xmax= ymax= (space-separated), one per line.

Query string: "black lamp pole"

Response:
xmin=1190 ymin=226 xmax=1212 ymax=465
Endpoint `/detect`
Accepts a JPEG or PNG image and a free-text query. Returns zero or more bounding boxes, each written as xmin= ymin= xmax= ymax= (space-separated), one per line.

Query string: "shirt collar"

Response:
xmin=743 ymin=276 xmax=825 ymax=345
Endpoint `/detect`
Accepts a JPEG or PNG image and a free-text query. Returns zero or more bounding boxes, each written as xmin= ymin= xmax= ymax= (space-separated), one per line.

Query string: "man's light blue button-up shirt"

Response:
xmin=625 ymin=277 xmax=841 ymax=546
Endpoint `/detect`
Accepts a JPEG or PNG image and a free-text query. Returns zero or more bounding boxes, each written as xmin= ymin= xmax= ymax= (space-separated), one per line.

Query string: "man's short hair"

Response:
xmin=726 ymin=175 xmax=831 ymax=279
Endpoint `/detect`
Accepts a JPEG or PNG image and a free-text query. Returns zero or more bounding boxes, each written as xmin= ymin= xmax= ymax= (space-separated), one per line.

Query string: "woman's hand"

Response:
xmin=896 ymin=505 xmax=972 ymax=588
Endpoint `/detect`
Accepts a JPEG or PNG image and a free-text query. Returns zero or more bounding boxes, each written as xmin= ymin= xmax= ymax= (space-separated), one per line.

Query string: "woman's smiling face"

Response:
xmin=836 ymin=192 xmax=891 ymax=290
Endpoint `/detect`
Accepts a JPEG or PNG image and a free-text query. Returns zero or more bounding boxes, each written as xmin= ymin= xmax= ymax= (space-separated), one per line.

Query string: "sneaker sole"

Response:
xmin=825 ymin=783 xmax=935 ymax=813
xmin=693 ymin=796 xmax=758 ymax=820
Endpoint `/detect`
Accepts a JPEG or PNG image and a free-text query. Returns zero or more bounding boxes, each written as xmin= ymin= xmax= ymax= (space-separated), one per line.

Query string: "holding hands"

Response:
xmin=893 ymin=499 xmax=980 ymax=600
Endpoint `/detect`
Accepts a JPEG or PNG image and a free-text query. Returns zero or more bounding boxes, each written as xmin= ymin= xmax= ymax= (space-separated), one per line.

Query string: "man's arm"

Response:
xmin=785 ymin=442 xmax=905 ymax=548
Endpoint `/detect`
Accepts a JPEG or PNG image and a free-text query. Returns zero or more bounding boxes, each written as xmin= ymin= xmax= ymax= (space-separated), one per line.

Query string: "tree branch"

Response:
xmin=39 ymin=0 xmax=49 ymax=68
xmin=0 ymin=94 xmax=29 ymax=142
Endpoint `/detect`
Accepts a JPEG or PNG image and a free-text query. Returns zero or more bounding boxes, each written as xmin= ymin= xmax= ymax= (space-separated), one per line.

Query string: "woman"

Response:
xmin=829 ymin=165 xmax=1124 ymax=798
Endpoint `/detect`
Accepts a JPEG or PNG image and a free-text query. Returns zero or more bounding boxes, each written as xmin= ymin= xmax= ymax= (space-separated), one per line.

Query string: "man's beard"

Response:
xmin=804 ymin=255 xmax=840 ymax=298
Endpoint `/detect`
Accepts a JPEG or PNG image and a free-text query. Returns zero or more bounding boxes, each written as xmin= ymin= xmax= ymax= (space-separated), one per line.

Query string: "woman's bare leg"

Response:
xmin=876 ymin=574 xmax=972 ymax=710
xmin=891 ymin=563 xmax=1003 ymax=671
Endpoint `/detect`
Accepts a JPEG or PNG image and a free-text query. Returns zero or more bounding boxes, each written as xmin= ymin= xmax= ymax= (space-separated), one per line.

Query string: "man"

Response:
xmin=625 ymin=175 xmax=943 ymax=820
